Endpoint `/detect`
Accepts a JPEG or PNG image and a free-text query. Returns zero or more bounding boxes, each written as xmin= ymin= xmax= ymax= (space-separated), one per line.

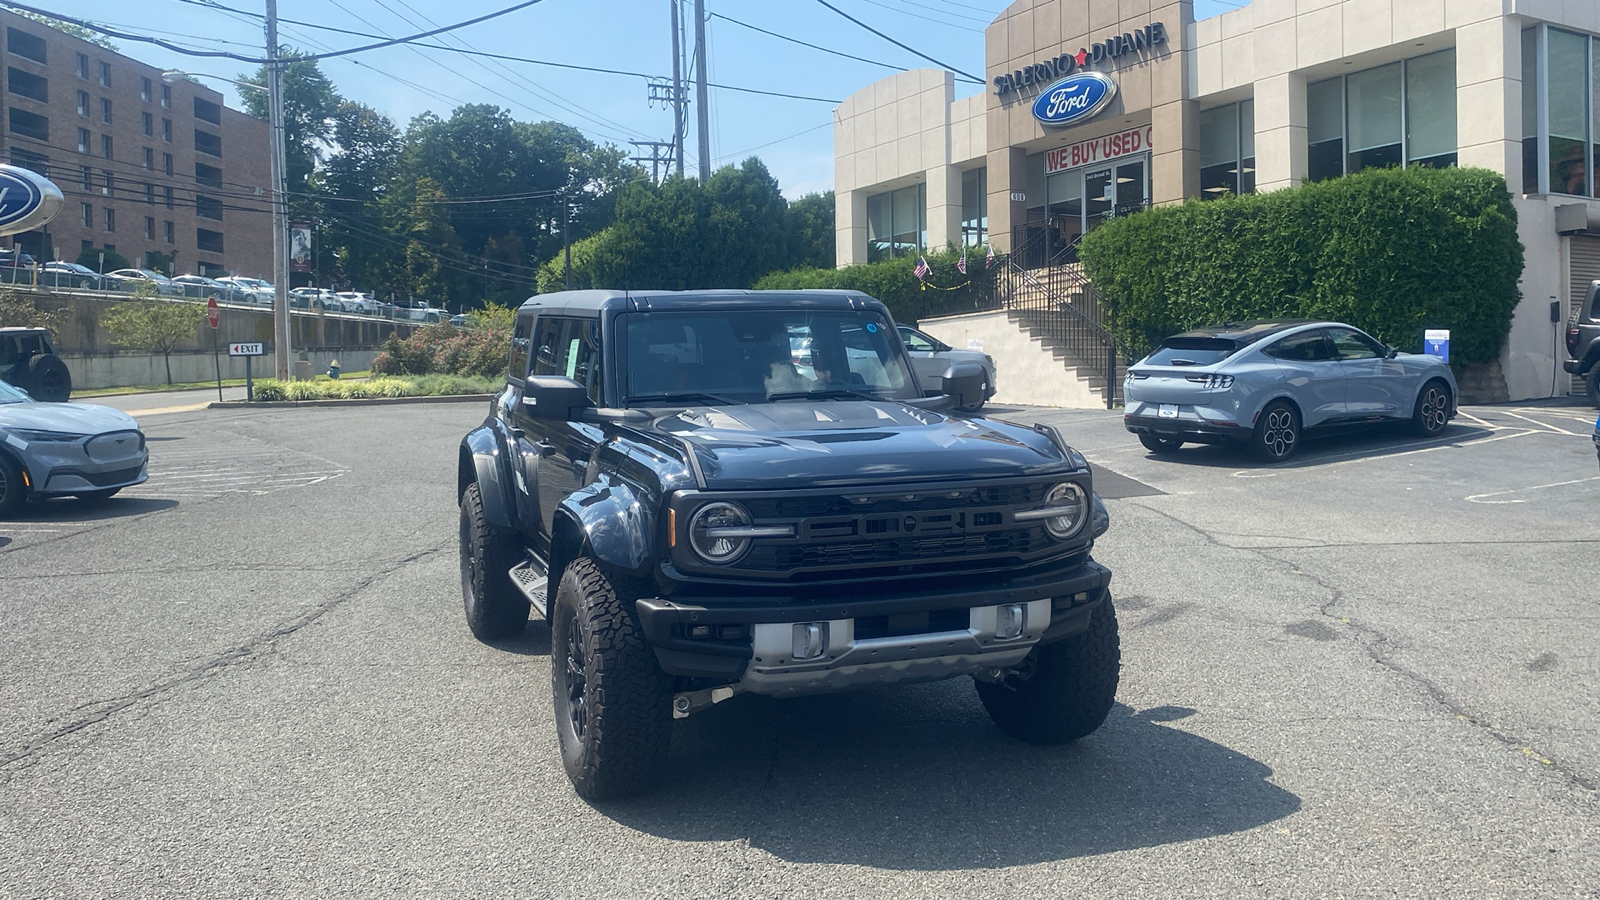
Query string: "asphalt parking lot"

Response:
xmin=1 ymin=398 xmax=1597 ymax=898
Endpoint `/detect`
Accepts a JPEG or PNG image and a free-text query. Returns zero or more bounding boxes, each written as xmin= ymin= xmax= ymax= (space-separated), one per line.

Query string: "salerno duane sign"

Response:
xmin=994 ymin=22 xmax=1169 ymax=97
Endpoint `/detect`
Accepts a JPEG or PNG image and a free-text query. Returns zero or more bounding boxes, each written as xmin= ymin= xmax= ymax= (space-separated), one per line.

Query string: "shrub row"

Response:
xmin=754 ymin=247 xmax=995 ymax=325
xmin=250 ymin=374 xmax=497 ymax=401
xmin=371 ymin=324 xmax=510 ymax=380
xmin=1078 ymin=166 xmax=1524 ymax=365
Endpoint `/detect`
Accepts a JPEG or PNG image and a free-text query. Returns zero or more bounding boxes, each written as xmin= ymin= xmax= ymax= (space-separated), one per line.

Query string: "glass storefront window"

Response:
xmin=1200 ymin=104 xmax=1240 ymax=196
xmin=1406 ymin=51 xmax=1457 ymax=168
xmin=1308 ymin=77 xmax=1345 ymax=182
xmin=1240 ymin=99 xmax=1256 ymax=193
xmin=1548 ymin=29 xmax=1590 ymax=196
xmin=1593 ymin=34 xmax=1600 ymax=197
xmin=1347 ymin=62 xmax=1403 ymax=173
xmin=1523 ymin=27 xmax=1540 ymax=194
xmin=866 ymin=183 xmax=926 ymax=260
xmin=960 ymin=167 xmax=987 ymax=246
xmin=1308 ymin=51 xmax=1456 ymax=182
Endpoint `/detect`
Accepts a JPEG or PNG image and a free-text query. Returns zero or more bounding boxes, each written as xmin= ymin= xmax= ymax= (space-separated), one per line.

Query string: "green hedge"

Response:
xmin=754 ymin=247 xmax=992 ymax=325
xmin=1078 ymin=166 xmax=1524 ymax=365
xmin=250 ymin=375 xmax=496 ymax=401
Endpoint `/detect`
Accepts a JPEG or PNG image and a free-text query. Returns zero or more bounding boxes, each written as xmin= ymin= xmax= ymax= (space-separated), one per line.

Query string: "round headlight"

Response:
xmin=688 ymin=501 xmax=755 ymax=565
xmin=1042 ymin=482 xmax=1087 ymax=540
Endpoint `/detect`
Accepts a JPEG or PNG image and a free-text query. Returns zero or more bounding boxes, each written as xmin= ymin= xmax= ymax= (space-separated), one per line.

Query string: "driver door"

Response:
xmin=525 ymin=317 xmax=606 ymax=540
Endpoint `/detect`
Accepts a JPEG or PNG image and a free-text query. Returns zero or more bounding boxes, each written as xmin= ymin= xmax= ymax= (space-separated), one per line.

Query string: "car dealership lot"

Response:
xmin=1 ymin=401 xmax=1596 ymax=897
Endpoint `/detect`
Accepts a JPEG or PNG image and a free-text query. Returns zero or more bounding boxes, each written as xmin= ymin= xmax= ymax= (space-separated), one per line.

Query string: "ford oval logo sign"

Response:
xmin=0 ymin=165 xmax=64 ymax=237
xmin=1032 ymin=72 xmax=1118 ymax=128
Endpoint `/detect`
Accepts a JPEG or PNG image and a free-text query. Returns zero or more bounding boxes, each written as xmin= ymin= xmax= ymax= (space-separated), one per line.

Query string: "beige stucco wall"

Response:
xmin=918 ymin=309 xmax=1103 ymax=409
xmin=833 ymin=0 xmax=1600 ymax=400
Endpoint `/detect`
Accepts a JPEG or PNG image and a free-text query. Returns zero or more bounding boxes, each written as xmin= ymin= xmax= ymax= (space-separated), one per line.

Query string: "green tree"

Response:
xmin=76 ymin=247 xmax=129 ymax=273
xmin=390 ymin=177 xmax=469 ymax=304
xmin=0 ymin=289 xmax=67 ymax=335
xmin=101 ymin=287 xmax=207 ymax=384
xmin=13 ymin=11 xmax=116 ymax=49
xmin=321 ymin=101 xmax=401 ymax=292
xmin=238 ymin=54 xmax=341 ymax=205
xmin=784 ymin=191 xmax=835 ymax=271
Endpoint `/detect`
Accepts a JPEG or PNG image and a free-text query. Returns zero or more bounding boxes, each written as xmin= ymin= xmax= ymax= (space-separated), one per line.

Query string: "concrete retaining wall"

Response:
xmin=919 ymin=309 xmax=1102 ymax=409
xmin=61 ymin=348 xmax=380 ymax=390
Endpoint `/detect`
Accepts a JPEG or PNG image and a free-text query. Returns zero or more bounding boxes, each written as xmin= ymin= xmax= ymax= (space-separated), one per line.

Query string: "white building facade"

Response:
xmin=834 ymin=0 xmax=1600 ymax=401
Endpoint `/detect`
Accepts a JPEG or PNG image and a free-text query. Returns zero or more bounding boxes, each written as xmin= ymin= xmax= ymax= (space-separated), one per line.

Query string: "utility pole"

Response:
xmin=266 ymin=0 xmax=291 ymax=380
xmin=670 ymin=0 xmax=684 ymax=177
xmin=629 ymin=140 xmax=676 ymax=183
xmin=693 ymin=0 xmax=709 ymax=181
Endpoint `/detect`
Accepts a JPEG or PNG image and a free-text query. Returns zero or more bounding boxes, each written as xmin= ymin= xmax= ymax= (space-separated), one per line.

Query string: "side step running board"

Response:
xmin=508 ymin=556 xmax=549 ymax=619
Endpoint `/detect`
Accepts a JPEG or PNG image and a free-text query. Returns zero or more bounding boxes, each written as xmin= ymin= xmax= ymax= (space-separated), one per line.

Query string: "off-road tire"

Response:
xmin=1138 ymin=434 xmax=1184 ymax=454
xmin=1587 ymin=366 xmax=1600 ymax=410
xmin=976 ymin=597 xmax=1121 ymax=744
xmin=25 ymin=353 xmax=71 ymax=402
xmin=75 ymin=488 xmax=121 ymax=503
xmin=1411 ymin=379 xmax=1452 ymax=437
xmin=0 ymin=452 xmax=26 ymax=517
xmin=551 ymin=557 xmax=674 ymax=800
xmin=458 ymin=483 xmax=528 ymax=641
xmin=1251 ymin=400 xmax=1300 ymax=462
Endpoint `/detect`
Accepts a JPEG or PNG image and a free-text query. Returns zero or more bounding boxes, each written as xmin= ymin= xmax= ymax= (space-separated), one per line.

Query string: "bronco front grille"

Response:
xmin=673 ymin=477 xmax=1084 ymax=580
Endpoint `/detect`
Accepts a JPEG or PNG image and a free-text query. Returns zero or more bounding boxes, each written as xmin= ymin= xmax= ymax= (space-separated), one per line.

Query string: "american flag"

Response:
xmin=985 ymin=244 xmax=996 ymax=269
xmin=913 ymin=256 xmax=931 ymax=280
xmin=956 ymin=248 xmax=967 ymax=275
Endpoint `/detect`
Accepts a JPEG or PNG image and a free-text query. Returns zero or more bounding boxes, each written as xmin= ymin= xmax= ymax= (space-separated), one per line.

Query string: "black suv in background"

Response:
xmin=1566 ymin=279 xmax=1600 ymax=408
xmin=457 ymin=290 xmax=1118 ymax=799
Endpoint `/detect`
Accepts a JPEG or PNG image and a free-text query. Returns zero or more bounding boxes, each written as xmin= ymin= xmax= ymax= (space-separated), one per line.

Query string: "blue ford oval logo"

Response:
xmin=1032 ymin=72 xmax=1118 ymax=128
xmin=0 ymin=165 xmax=64 ymax=236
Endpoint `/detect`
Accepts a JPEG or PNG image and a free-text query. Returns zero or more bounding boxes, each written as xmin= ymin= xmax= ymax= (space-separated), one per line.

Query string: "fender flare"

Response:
xmin=555 ymin=476 xmax=654 ymax=576
xmin=459 ymin=424 xmax=516 ymax=531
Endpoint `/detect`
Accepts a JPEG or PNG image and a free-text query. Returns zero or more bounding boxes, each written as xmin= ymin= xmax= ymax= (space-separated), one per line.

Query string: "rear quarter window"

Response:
xmin=1144 ymin=338 xmax=1238 ymax=366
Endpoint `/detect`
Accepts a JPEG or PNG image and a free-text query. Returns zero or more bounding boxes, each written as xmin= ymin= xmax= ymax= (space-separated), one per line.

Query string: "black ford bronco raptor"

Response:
xmin=1566 ymin=279 xmax=1600 ymax=408
xmin=457 ymin=290 xmax=1117 ymax=799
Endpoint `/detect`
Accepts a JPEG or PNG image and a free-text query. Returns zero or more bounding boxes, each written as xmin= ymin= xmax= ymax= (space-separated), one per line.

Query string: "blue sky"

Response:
xmin=55 ymin=0 xmax=1243 ymax=198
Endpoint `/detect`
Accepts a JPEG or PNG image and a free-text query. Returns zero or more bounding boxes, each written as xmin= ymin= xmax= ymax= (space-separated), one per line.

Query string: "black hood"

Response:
xmin=646 ymin=401 xmax=1074 ymax=490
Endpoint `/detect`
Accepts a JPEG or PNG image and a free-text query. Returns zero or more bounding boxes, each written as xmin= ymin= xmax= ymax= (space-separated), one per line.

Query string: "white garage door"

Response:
xmin=1569 ymin=235 xmax=1600 ymax=394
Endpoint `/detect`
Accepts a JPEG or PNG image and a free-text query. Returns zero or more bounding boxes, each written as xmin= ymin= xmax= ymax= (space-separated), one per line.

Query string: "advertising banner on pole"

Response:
xmin=290 ymin=221 xmax=312 ymax=273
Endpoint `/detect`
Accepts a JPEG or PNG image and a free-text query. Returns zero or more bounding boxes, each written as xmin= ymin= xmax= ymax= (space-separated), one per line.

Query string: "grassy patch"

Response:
xmin=249 ymin=374 xmax=496 ymax=401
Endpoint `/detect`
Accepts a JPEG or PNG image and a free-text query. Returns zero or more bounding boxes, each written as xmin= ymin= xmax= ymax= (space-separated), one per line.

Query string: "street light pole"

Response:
xmin=266 ymin=0 xmax=292 ymax=380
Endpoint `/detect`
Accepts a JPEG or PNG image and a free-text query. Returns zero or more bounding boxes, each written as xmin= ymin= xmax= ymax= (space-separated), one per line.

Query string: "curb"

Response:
xmin=208 ymin=394 xmax=492 ymax=409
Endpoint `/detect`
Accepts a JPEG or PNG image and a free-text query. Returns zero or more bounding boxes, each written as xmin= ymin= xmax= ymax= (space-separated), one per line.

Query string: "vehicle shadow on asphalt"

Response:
xmin=1137 ymin=423 xmax=1496 ymax=470
xmin=600 ymin=688 xmax=1301 ymax=867
xmin=14 ymin=496 xmax=179 ymax=521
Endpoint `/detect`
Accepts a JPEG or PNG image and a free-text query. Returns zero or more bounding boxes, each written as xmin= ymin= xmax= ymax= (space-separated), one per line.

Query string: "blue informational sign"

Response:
xmin=0 ymin=165 xmax=63 ymax=237
xmin=1032 ymin=72 xmax=1118 ymax=128
xmin=1423 ymin=329 xmax=1450 ymax=363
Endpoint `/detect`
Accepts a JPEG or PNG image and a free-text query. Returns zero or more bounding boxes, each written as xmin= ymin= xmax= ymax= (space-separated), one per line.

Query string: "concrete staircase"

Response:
xmin=1005 ymin=306 xmax=1128 ymax=402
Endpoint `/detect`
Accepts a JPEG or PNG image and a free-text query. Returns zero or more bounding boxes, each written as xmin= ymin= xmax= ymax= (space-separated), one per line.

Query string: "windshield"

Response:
xmin=622 ymin=309 xmax=917 ymax=405
xmin=0 ymin=378 xmax=32 ymax=403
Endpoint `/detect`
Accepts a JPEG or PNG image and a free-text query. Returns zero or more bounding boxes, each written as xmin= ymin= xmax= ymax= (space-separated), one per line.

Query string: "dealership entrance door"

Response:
xmin=1018 ymin=152 xmax=1149 ymax=268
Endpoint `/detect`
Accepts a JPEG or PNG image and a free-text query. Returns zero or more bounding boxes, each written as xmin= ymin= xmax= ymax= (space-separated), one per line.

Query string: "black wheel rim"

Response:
xmin=565 ymin=617 xmax=588 ymax=739
xmin=1421 ymin=387 xmax=1448 ymax=433
xmin=1262 ymin=408 xmax=1296 ymax=458
xmin=459 ymin=508 xmax=479 ymax=613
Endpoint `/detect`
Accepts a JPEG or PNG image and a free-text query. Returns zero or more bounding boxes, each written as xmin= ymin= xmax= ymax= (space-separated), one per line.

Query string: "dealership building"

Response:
xmin=833 ymin=0 xmax=1600 ymax=402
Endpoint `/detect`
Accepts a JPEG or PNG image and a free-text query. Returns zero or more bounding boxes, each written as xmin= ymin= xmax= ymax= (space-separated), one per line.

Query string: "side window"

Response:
xmin=1264 ymin=330 xmax=1334 ymax=362
xmin=532 ymin=317 xmax=605 ymax=404
xmin=901 ymin=328 xmax=937 ymax=352
xmin=508 ymin=316 xmax=533 ymax=380
xmin=1328 ymin=328 xmax=1382 ymax=360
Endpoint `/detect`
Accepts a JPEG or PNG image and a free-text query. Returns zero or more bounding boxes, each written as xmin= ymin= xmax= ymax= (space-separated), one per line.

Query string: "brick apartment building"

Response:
xmin=0 ymin=10 xmax=271 ymax=279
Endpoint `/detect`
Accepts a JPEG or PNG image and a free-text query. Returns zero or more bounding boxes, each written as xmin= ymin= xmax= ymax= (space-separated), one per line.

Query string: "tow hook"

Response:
xmin=672 ymin=685 xmax=743 ymax=719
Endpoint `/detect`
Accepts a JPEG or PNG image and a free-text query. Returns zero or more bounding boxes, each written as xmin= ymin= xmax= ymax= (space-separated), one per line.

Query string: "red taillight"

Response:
xmin=1569 ymin=327 xmax=1582 ymax=355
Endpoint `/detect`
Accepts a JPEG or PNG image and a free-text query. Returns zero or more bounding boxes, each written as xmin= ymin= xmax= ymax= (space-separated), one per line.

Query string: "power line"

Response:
xmin=713 ymin=121 xmax=831 ymax=165
xmin=0 ymin=0 xmax=548 ymax=64
xmin=854 ymin=0 xmax=986 ymax=31
xmin=708 ymin=11 xmax=903 ymax=75
xmin=809 ymin=0 xmax=984 ymax=84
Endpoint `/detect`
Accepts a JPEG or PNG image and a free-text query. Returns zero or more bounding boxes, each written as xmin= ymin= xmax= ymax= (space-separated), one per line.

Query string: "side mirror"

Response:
xmin=1386 ymin=346 xmax=1399 ymax=359
xmin=520 ymin=375 xmax=591 ymax=420
xmin=941 ymin=362 xmax=989 ymax=410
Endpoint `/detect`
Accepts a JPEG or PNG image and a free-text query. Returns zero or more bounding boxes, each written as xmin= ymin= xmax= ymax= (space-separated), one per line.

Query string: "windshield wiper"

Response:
xmin=628 ymin=391 xmax=740 ymax=406
xmin=766 ymin=388 xmax=883 ymax=402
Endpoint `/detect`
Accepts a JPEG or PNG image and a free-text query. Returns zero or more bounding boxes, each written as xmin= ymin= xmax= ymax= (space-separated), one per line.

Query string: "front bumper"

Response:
xmin=9 ymin=431 xmax=149 ymax=497
xmin=635 ymin=560 xmax=1112 ymax=691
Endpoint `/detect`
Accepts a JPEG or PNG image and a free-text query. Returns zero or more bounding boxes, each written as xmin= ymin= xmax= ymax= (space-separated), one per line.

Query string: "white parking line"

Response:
xmin=1467 ymin=475 xmax=1600 ymax=504
xmin=1499 ymin=410 xmax=1579 ymax=435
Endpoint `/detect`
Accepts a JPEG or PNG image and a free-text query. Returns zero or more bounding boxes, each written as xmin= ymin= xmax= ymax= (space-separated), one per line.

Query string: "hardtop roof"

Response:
xmin=516 ymin=289 xmax=886 ymax=317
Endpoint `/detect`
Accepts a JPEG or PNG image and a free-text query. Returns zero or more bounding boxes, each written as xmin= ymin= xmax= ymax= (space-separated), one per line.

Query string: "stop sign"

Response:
xmin=206 ymin=296 xmax=219 ymax=329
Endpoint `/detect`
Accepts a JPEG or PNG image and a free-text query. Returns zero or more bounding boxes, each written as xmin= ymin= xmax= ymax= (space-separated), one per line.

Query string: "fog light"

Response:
xmin=718 ymin=624 xmax=746 ymax=640
xmin=689 ymin=625 xmax=712 ymax=639
xmin=792 ymin=623 xmax=827 ymax=660
xmin=995 ymin=604 xmax=1025 ymax=641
